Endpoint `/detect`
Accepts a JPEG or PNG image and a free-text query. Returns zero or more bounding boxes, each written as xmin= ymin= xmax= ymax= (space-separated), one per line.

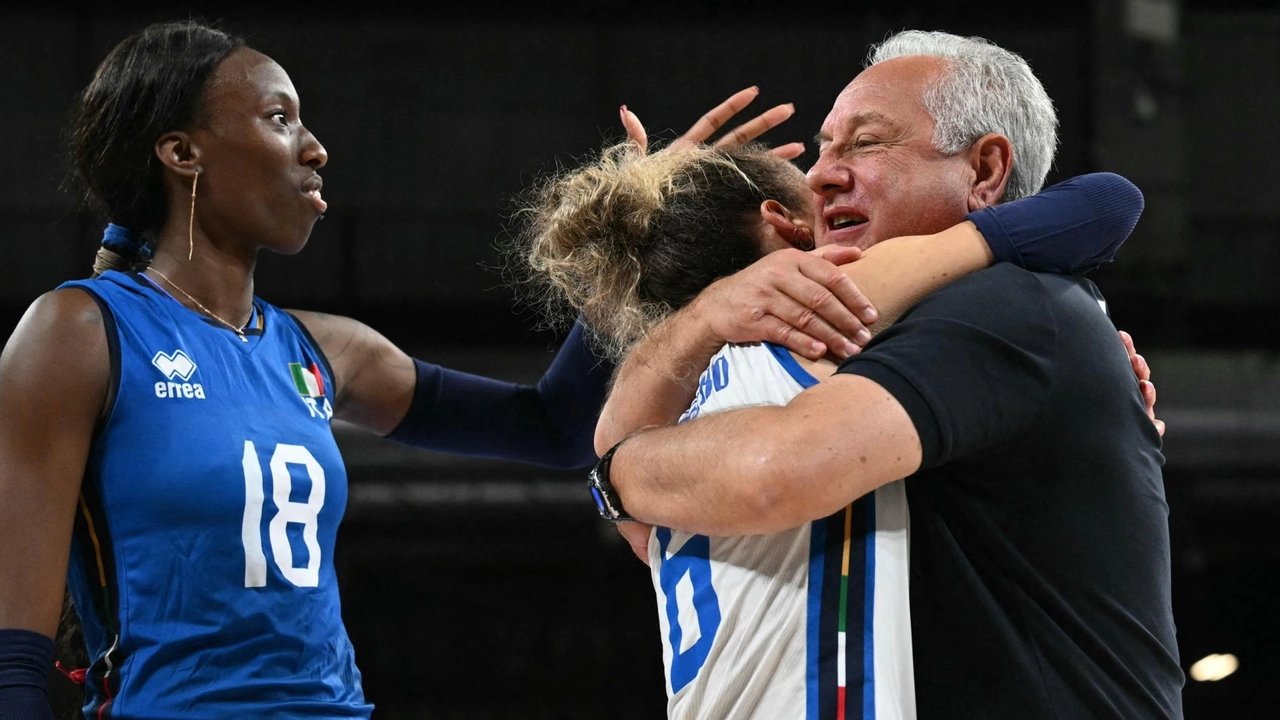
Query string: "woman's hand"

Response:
xmin=688 ymin=245 xmax=876 ymax=361
xmin=615 ymin=521 xmax=654 ymax=566
xmin=1119 ymin=330 xmax=1164 ymax=436
xmin=621 ymin=86 xmax=805 ymax=159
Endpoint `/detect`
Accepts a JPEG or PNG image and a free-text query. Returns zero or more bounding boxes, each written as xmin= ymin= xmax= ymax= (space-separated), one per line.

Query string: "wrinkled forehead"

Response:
xmin=820 ymin=56 xmax=944 ymax=136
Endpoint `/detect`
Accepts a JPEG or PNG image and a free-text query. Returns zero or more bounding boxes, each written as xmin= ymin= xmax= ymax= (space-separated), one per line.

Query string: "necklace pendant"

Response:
xmin=238 ymin=333 xmax=248 ymax=343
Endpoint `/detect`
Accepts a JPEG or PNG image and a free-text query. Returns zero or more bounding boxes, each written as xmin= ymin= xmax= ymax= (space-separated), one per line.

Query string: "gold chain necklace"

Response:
xmin=146 ymin=267 xmax=250 ymax=343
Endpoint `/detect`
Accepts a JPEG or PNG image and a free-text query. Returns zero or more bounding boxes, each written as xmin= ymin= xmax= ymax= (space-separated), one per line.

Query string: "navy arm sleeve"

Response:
xmin=972 ymin=172 xmax=1143 ymax=275
xmin=384 ymin=319 xmax=614 ymax=470
xmin=0 ymin=628 xmax=55 ymax=720
xmin=837 ymin=265 xmax=1058 ymax=469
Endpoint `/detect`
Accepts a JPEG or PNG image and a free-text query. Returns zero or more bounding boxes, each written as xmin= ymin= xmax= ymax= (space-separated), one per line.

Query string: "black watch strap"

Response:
xmin=588 ymin=440 xmax=634 ymax=522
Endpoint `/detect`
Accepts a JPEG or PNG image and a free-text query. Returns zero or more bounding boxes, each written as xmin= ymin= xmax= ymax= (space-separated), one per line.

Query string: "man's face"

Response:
xmin=807 ymin=55 xmax=976 ymax=249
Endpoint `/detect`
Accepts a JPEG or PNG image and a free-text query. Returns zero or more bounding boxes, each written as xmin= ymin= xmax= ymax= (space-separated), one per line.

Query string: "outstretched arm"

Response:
xmin=593 ymin=243 xmax=876 ymax=455
xmin=595 ymin=172 xmax=1146 ymax=455
xmin=291 ymin=312 xmax=612 ymax=470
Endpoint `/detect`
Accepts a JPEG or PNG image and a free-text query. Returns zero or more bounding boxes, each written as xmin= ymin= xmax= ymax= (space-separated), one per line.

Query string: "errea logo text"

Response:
xmin=152 ymin=350 xmax=206 ymax=400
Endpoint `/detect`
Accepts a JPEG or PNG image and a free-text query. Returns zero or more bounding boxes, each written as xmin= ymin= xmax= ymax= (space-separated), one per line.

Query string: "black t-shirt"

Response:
xmin=839 ymin=263 xmax=1184 ymax=719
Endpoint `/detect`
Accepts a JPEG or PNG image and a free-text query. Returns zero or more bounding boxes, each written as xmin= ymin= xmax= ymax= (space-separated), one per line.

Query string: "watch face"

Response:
xmin=588 ymin=448 xmax=627 ymax=521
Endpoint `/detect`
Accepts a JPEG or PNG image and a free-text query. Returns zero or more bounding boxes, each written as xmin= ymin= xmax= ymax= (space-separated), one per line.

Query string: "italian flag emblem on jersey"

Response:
xmin=289 ymin=362 xmax=325 ymax=398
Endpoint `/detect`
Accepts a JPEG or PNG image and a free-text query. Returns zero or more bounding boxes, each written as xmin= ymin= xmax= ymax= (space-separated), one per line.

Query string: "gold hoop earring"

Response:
xmin=188 ymin=171 xmax=199 ymax=261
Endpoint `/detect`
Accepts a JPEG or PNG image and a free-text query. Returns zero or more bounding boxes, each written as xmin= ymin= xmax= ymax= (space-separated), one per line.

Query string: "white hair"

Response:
xmin=867 ymin=30 xmax=1059 ymax=201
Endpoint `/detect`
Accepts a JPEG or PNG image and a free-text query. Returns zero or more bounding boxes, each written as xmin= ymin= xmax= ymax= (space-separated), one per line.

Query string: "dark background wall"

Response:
xmin=3 ymin=0 xmax=1278 ymax=717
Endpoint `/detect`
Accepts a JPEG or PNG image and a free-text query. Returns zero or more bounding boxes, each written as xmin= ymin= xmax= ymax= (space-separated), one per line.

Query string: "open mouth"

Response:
xmin=828 ymin=213 xmax=867 ymax=231
xmin=304 ymin=188 xmax=327 ymax=214
xmin=302 ymin=176 xmax=327 ymax=214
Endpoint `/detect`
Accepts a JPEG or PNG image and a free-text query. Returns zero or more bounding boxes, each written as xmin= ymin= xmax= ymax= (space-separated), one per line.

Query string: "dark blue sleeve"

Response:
xmin=384 ymin=319 xmax=614 ymax=470
xmin=0 ymin=628 xmax=55 ymax=720
xmin=969 ymin=172 xmax=1144 ymax=275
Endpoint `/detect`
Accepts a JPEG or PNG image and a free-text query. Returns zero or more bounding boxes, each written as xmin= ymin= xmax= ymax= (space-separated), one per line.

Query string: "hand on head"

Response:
xmin=621 ymin=86 xmax=805 ymax=160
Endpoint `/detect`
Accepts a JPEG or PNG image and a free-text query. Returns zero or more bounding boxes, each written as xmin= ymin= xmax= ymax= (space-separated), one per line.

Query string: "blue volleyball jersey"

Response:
xmin=59 ymin=271 xmax=370 ymax=719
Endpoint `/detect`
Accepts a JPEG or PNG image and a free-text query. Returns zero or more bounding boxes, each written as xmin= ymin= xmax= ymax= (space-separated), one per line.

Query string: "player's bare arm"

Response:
xmin=608 ymin=372 xmax=921 ymax=536
xmin=0 ymin=289 xmax=110 ymax=637
xmin=290 ymin=311 xmax=607 ymax=470
xmin=593 ymin=244 xmax=875 ymax=456
xmin=287 ymin=310 xmax=415 ymax=436
xmin=594 ymin=219 xmax=1007 ymax=455
xmin=607 ymin=313 xmax=1164 ymax=543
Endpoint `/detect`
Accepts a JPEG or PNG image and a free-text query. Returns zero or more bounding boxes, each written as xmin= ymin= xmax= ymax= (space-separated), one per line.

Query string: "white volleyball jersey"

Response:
xmin=650 ymin=342 xmax=914 ymax=720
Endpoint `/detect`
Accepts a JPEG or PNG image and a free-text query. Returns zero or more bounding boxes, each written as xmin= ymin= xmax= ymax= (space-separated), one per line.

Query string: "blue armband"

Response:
xmin=969 ymin=172 xmax=1144 ymax=275
xmin=386 ymin=319 xmax=614 ymax=470
xmin=0 ymin=628 xmax=55 ymax=720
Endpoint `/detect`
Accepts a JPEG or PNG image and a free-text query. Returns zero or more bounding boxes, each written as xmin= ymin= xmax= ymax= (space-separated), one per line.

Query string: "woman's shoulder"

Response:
xmin=20 ymin=286 xmax=111 ymax=339
xmin=1 ymin=287 xmax=112 ymax=404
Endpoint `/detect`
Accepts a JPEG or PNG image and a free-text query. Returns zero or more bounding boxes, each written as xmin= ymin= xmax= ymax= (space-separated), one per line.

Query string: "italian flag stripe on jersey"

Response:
xmin=290 ymin=362 xmax=325 ymax=397
xmin=809 ymin=499 xmax=874 ymax=719
xmin=838 ymin=506 xmax=854 ymax=719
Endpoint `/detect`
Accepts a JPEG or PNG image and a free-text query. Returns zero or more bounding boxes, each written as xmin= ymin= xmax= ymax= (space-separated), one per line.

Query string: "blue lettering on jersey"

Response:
xmin=657 ymin=528 xmax=722 ymax=693
xmin=680 ymin=355 xmax=730 ymax=423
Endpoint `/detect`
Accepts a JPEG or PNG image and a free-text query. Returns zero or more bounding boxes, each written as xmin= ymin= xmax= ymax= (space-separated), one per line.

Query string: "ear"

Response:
xmin=154 ymin=131 xmax=201 ymax=178
xmin=965 ymin=133 xmax=1013 ymax=211
xmin=760 ymin=199 xmax=814 ymax=251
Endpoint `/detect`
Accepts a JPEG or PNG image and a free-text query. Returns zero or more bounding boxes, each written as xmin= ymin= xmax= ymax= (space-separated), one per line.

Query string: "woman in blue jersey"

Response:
xmin=0 ymin=21 xmax=907 ymax=720
xmin=509 ymin=129 xmax=1162 ymax=719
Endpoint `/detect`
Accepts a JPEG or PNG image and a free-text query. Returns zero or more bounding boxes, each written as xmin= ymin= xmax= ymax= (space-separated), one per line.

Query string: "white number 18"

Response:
xmin=240 ymin=440 xmax=326 ymax=588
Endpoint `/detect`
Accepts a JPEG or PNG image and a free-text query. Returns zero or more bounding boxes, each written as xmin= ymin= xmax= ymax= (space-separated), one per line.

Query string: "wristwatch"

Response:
xmin=588 ymin=440 xmax=634 ymax=522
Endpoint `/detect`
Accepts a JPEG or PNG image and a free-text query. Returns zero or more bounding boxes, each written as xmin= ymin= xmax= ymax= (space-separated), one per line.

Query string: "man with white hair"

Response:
xmin=591 ymin=30 xmax=1184 ymax=719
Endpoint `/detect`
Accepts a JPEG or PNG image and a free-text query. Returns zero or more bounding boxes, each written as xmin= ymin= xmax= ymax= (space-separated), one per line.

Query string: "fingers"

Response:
xmin=620 ymin=105 xmax=648 ymax=153
xmin=1131 ymin=352 xmax=1151 ymax=383
xmin=750 ymin=301 xmax=848 ymax=361
xmin=699 ymin=272 xmax=837 ymax=361
xmin=811 ymin=244 xmax=864 ymax=266
xmin=1122 ymin=329 xmax=1164 ymax=436
xmin=676 ymin=86 xmax=762 ymax=148
xmin=800 ymin=249 xmax=877 ymax=325
xmin=644 ymin=86 xmax=800 ymax=156
xmin=1140 ymin=378 xmax=1164 ymax=437
xmin=770 ymin=142 xmax=806 ymax=160
xmin=1119 ymin=329 xmax=1151 ymax=383
xmin=712 ymin=103 xmax=796 ymax=149
xmin=752 ymin=251 xmax=877 ymax=357
xmin=1118 ymin=330 xmax=1135 ymax=356
xmin=616 ymin=522 xmax=652 ymax=566
xmin=1140 ymin=379 xmax=1157 ymax=416
xmin=697 ymin=248 xmax=880 ymax=361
